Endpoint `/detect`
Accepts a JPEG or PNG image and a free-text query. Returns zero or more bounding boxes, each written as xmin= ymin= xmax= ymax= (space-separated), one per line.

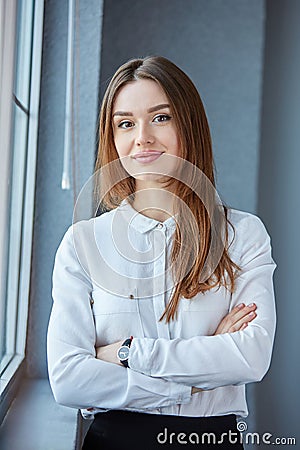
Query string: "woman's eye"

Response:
xmin=118 ymin=120 xmax=134 ymax=129
xmin=153 ymin=114 xmax=171 ymax=123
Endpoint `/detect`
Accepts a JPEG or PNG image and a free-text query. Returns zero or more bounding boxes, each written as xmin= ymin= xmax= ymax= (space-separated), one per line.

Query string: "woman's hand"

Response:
xmin=96 ymin=340 xmax=124 ymax=365
xmin=213 ymin=302 xmax=257 ymax=335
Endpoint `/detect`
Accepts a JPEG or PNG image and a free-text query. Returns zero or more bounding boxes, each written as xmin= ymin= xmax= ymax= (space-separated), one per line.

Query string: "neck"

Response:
xmin=132 ymin=180 xmax=175 ymax=222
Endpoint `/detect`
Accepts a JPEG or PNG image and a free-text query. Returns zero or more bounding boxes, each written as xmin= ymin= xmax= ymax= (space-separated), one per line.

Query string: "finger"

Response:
xmin=221 ymin=304 xmax=256 ymax=331
xmin=229 ymin=303 xmax=257 ymax=322
xmin=229 ymin=311 xmax=257 ymax=332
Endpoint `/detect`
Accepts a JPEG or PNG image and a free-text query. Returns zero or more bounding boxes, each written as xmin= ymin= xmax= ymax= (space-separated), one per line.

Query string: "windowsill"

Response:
xmin=0 ymin=377 xmax=79 ymax=450
xmin=0 ymin=353 xmax=24 ymax=392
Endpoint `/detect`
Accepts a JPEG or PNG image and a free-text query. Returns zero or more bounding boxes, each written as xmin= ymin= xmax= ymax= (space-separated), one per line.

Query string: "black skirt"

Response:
xmin=82 ymin=410 xmax=244 ymax=450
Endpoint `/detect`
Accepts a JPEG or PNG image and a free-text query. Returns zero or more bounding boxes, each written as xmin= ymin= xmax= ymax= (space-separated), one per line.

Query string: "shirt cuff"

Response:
xmin=129 ymin=337 xmax=191 ymax=405
xmin=168 ymin=380 xmax=192 ymax=405
xmin=128 ymin=337 xmax=155 ymax=375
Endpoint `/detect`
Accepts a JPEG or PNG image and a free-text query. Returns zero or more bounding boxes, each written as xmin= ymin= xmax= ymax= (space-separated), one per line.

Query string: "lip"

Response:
xmin=132 ymin=151 xmax=164 ymax=164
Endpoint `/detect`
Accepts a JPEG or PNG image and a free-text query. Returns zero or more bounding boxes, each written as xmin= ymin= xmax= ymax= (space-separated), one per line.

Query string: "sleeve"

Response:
xmin=47 ymin=225 xmax=191 ymax=410
xmin=128 ymin=214 xmax=277 ymax=390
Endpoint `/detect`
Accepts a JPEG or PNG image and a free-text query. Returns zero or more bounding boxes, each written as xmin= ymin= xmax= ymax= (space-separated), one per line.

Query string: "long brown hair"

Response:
xmin=95 ymin=56 xmax=240 ymax=322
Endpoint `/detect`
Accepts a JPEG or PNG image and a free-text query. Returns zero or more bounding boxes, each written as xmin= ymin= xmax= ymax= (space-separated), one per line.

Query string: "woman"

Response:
xmin=47 ymin=56 xmax=276 ymax=449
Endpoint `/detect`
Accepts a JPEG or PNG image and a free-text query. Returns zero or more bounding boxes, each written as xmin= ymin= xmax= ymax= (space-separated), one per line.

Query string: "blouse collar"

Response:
xmin=118 ymin=198 xmax=177 ymax=234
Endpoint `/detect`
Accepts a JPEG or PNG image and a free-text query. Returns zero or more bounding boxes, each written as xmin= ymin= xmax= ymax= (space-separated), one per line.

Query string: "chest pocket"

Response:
xmin=180 ymin=287 xmax=230 ymax=338
xmin=91 ymin=288 xmax=143 ymax=346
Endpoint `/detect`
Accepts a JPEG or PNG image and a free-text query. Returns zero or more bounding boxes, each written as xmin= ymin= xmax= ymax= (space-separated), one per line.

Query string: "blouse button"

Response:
xmin=156 ymin=223 xmax=163 ymax=229
xmin=90 ymin=297 xmax=94 ymax=305
xmin=129 ymin=294 xmax=134 ymax=299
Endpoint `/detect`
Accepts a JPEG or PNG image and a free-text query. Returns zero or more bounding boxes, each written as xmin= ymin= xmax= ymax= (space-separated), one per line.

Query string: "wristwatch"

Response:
xmin=117 ymin=336 xmax=133 ymax=368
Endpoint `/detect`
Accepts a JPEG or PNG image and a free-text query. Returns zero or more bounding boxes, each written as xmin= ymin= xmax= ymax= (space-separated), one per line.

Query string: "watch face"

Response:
xmin=118 ymin=345 xmax=130 ymax=361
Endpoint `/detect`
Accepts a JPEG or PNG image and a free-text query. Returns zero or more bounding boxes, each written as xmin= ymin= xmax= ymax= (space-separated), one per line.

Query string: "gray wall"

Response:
xmin=257 ymin=0 xmax=300 ymax=446
xmin=100 ymin=0 xmax=265 ymax=213
xmin=26 ymin=0 xmax=103 ymax=378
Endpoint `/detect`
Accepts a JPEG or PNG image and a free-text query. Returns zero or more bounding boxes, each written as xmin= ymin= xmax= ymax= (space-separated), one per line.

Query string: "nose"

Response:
xmin=135 ymin=123 xmax=154 ymax=146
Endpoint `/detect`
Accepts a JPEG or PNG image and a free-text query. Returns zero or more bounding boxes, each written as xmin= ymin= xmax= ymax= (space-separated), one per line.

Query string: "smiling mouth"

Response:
xmin=133 ymin=151 xmax=164 ymax=164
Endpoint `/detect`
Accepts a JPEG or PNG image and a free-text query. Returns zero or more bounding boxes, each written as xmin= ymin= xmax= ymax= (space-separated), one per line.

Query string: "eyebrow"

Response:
xmin=112 ymin=103 xmax=170 ymax=117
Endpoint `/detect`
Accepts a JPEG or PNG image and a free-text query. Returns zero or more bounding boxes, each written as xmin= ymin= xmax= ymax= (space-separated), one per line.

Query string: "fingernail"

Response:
xmin=238 ymin=303 xmax=244 ymax=309
xmin=247 ymin=303 xmax=255 ymax=307
xmin=249 ymin=311 xmax=256 ymax=317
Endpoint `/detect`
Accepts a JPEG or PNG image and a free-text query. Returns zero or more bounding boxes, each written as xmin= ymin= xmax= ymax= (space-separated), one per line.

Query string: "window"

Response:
xmin=0 ymin=0 xmax=44 ymax=414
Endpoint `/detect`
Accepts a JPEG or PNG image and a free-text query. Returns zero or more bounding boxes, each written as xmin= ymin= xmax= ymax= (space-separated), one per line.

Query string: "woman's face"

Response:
xmin=112 ymin=78 xmax=181 ymax=183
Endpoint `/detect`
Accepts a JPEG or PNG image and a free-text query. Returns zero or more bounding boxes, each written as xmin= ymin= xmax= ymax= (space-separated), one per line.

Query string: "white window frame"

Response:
xmin=0 ymin=0 xmax=44 ymax=411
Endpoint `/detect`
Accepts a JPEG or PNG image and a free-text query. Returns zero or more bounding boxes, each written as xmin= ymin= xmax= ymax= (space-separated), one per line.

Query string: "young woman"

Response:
xmin=47 ymin=56 xmax=276 ymax=449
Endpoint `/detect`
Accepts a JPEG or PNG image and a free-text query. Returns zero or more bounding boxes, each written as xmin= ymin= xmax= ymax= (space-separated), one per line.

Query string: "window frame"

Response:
xmin=0 ymin=0 xmax=44 ymax=422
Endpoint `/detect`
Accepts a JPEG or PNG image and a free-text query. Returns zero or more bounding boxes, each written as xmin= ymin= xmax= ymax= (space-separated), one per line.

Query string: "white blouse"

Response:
xmin=47 ymin=199 xmax=276 ymax=419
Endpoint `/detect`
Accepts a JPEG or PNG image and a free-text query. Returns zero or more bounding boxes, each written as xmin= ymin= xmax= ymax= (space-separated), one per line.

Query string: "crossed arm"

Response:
xmin=96 ymin=302 xmax=258 ymax=394
xmin=96 ymin=301 xmax=258 ymax=388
